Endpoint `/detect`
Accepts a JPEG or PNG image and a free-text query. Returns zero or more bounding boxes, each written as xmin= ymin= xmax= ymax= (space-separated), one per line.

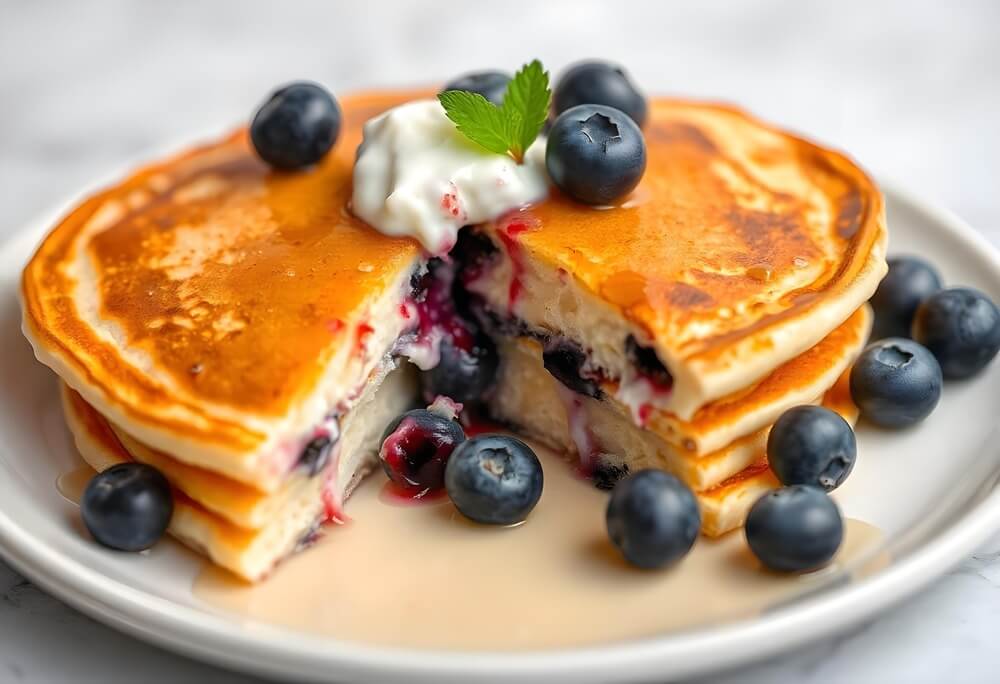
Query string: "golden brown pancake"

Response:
xmin=472 ymin=99 xmax=886 ymax=419
xmin=23 ymin=88 xmax=887 ymax=577
xmin=23 ymin=91 xmax=428 ymax=490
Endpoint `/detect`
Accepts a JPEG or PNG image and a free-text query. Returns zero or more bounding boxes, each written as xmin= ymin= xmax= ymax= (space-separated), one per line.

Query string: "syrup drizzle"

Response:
xmin=56 ymin=465 xmax=94 ymax=504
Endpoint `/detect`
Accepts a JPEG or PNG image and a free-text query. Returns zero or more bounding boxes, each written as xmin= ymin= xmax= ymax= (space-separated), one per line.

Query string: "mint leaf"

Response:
xmin=437 ymin=90 xmax=511 ymax=156
xmin=502 ymin=59 xmax=550 ymax=162
xmin=438 ymin=59 xmax=551 ymax=164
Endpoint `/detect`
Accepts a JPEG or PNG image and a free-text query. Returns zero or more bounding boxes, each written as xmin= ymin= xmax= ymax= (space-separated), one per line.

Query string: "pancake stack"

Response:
xmin=21 ymin=91 xmax=886 ymax=580
xmin=469 ymin=98 xmax=885 ymax=535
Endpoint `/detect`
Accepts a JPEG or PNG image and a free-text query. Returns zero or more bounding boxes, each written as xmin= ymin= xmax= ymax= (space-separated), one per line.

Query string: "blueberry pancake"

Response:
xmin=22 ymin=88 xmax=886 ymax=580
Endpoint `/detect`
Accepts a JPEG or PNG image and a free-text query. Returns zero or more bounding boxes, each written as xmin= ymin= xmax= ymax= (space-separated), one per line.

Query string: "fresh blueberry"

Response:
xmin=81 ymin=463 xmax=173 ymax=552
xmin=542 ymin=338 xmax=602 ymax=398
xmin=745 ymin=486 xmax=843 ymax=572
xmin=421 ymin=332 xmax=500 ymax=405
xmin=379 ymin=408 xmax=466 ymax=491
xmin=606 ymin=469 xmax=700 ymax=569
xmin=850 ymin=338 xmax=943 ymax=428
xmin=442 ymin=70 xmax=511 ymax=107
xmin=870 ymin=256 xmax=943 ymax=340
xmin=767 ymin=405 xmax=856 ymax=491
xmin=250 ymin=82 xmax=341 ymax=169
xmin=445 ymin=434 xmax=543 ymax=525
xmin=546 ymin=104 xmax=647 ymax=205
xmin=552 ymin=61 xmax=647 ymax=128
xmin=911 ymin=287 xmax=1000 ymax=379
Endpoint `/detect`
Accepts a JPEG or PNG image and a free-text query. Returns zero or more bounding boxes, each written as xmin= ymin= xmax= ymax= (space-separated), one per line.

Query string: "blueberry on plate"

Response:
xmin=911 ymin=287 xmax=1000 ymax=379
xmin=250 ymin=82 xmax=341 ymax=169
xmin=850 ymin=337 xmax=943 ymax=428
xmin=421 ymin=332 xmax=499 ymax=404
xmin=552 ymin=60 xmax=647 ymax=128
xmin=546 ymin=104 xmax=646 ymax=205
xmin=767 ymin=405 xmax=856 ymax=491
xmin=441 ymin=70 xmax=511 ymax=107
xmin=745 ymin=486 xmax=843 ymax=573
xmin=81 ymin=463 xmax=173 ymax=552
xmin=869 ymin=256 xmax=942 ymax=340
xmin=379 ymin=408 xmax=466 ymax=491
xmin=445 ymin=434 xmax=543 ymax=525
xmin=606 ymin=469 xmax=700 ymax=569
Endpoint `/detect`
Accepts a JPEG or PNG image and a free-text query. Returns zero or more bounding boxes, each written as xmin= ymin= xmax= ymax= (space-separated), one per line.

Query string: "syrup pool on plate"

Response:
xmin=56 ymin=465 xmax=94 ymax=504
xmin=191 ymin=443 xmax=888 ymax=651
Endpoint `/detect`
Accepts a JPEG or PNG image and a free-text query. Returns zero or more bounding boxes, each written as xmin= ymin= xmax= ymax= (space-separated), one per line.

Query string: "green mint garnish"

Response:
xmin=438 ymin=59 xmax=551 ymax=164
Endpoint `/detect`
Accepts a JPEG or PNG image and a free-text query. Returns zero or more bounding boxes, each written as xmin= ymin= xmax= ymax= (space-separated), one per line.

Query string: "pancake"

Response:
xmin=23 ymin=88 xmax=887 ymax=577
xmin=490 ymin=305 xmax=870 ymax=479
xmin=699 ymin=368 xmax=858 ymax=536
xmin=23 ymin=90 xmax=428 ymax=492
xmin=468 ymin=99 xmax=886 ymax=420
xmin=62 ymin=360 xmax=415 ymax=581
xmin=491 ymin=334 xmax=860 ymax=536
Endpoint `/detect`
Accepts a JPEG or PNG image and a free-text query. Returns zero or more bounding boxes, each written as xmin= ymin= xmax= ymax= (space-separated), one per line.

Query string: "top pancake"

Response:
xmin=499 ymin=99 xmax=886 ymax=414
xmin=22 ymin=88 xmax=885 ymax=486
xmin=22 ymin=91 xmax=426 ymax=486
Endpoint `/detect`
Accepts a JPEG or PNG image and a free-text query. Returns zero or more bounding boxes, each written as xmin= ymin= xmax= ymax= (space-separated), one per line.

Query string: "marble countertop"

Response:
xmin=2 ymin=1 xmax=998 ymax=681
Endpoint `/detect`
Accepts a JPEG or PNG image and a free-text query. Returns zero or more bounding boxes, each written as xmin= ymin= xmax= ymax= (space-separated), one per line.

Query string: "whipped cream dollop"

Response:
xmin=352 ymin=99 xmax=548 ymax=254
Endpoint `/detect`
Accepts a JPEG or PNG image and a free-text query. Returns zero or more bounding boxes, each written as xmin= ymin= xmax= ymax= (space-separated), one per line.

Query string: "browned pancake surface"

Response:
xmin=23 ymin=91 xmax=422 ymax=450
xmin=512 ymin=99 xmax=882 ymax=363
xmin=24 ymin=91 xmax=882 ymax=454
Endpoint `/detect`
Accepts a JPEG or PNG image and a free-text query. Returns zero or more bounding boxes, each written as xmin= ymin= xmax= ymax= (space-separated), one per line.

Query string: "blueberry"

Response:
xmin=850 ymin=338 xmax=942 ymax=428
xmin=379 ymin=409 xmax=466 ymax=491
xmin=625 ymin=335 xmax=673 ymax=389
xmin=81 ymin=463 xmax=173 ymax=552
xmin=451 ymin=229 xmax=499 ymax=288
xmin=546 ymin=104 xmax=647 ymax=205
xmin=542 ymin=338 xmax=602 ymax=398
xmin=250 ymin=82 xmax=341 ymax=169
xmin=445 ymin=435 xmax=543 ymax=525
xmin=591 ymin=461 xmax=630 ymax=491
xmin=767 ymin=406 xmax=856 ymax=491
xmin=911 ymin=288 xmax=1000 ymax=379
xmin=745 ymin=486 xmax=843 ymax=572
xmin=870 ymin=256 xmax=943 ymax=340
xmin=421 ymin=333 xmax=499 ymax=404
xmin=606 ymin=470 xmax=700 ymax=569
xmin=552 ymin=61 xmax=647 ymax=128
xmin=298 ymin=433 xmax=335 ymax=477
xmin=442 ymin=70 xmax=511 ymax=107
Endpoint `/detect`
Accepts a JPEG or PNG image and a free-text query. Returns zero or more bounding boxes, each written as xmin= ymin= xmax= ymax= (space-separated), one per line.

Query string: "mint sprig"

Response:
xmin=438 ymin=60 xmax=551 ymax=164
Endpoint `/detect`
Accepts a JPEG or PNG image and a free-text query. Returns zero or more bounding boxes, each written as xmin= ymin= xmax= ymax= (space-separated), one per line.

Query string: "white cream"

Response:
xmin=351 ymin=99 xmax=548 ymax=254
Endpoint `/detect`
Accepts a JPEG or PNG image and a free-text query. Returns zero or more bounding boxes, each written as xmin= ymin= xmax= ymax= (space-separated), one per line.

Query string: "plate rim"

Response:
xmin=1 ymin=183 xmax=999 ymax=683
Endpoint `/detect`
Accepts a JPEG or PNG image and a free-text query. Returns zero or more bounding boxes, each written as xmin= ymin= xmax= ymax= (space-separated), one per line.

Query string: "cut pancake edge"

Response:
xmin=59 ymin=359 xmax=418 ymax=582
xmin=19 ymin=91 xmax=425 ymax=493
xmin=62 ymin=383 xmax=299 ymax=582
xmin=490 ymin=331 xmax=860 ymax=536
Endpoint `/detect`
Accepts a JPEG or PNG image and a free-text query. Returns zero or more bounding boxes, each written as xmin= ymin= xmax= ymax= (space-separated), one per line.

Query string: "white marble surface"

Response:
xmin=2 ymin=0 xmax=999 ymax=681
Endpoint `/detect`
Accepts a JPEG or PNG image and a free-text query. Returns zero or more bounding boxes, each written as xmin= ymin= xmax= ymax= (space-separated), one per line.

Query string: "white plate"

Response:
xmin=0 ymin=185 xmax=998 ymax=683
